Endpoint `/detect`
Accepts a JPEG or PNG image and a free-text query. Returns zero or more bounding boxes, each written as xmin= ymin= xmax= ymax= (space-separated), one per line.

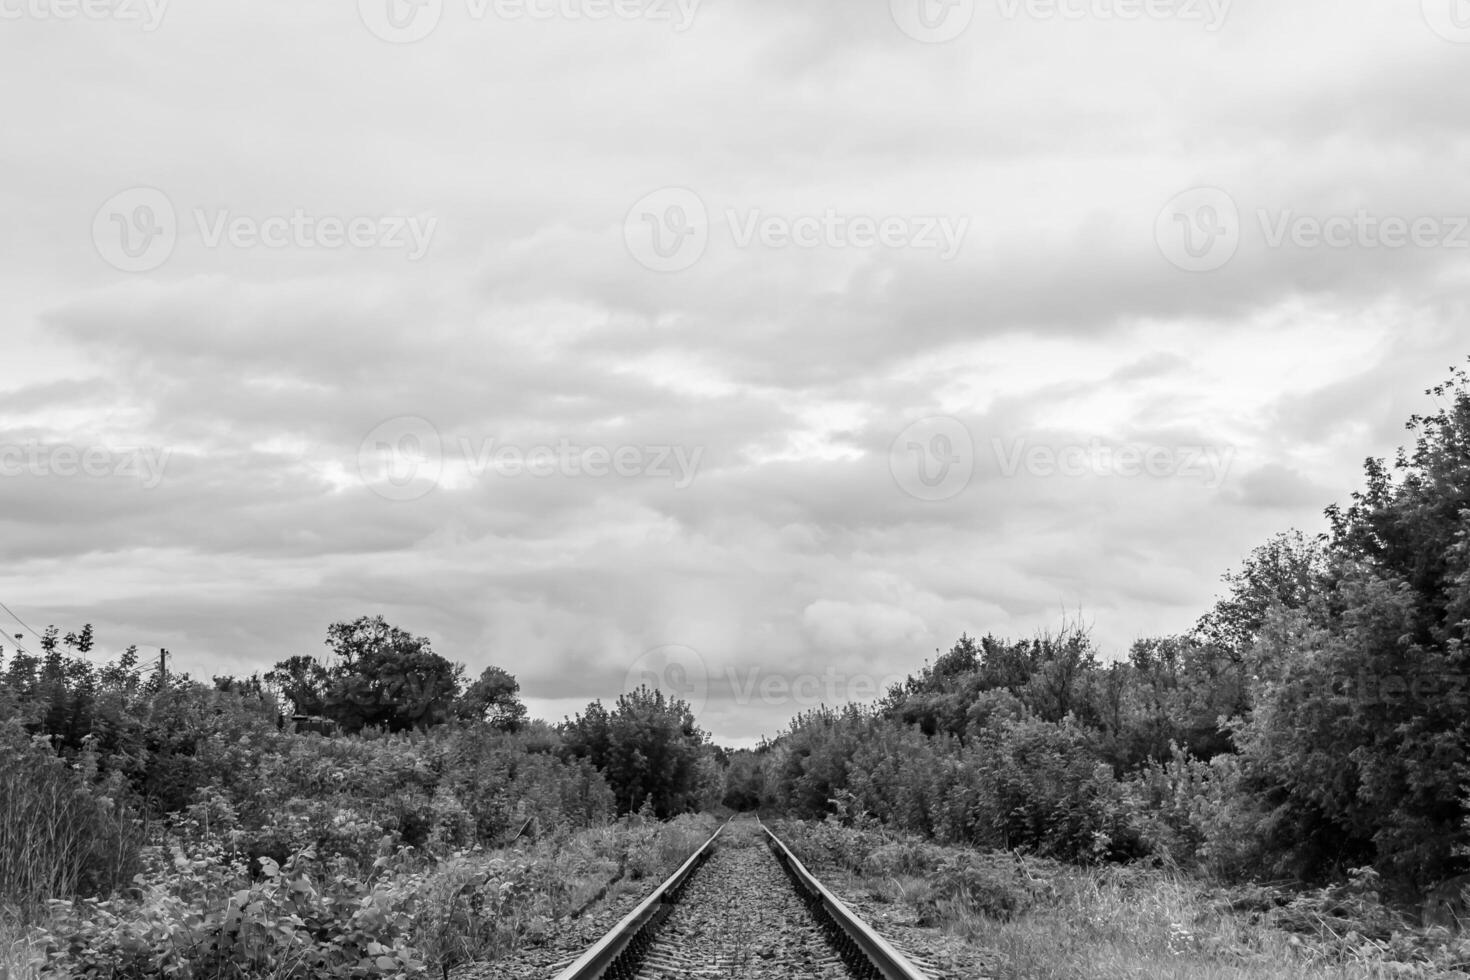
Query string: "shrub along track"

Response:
xmin=548 ymin=817 xmax=941 ymax=980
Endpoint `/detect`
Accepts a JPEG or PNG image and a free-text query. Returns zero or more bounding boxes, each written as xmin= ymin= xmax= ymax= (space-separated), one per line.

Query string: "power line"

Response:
xmin=0 ymin=600 xmax=175 ymax=678
xmin=0 ymin=599 xmax=45 ymax=647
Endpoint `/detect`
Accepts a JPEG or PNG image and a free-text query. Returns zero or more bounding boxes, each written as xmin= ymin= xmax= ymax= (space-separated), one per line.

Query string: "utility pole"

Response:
xmin=159 ymin=648 xmax=169 ymax=683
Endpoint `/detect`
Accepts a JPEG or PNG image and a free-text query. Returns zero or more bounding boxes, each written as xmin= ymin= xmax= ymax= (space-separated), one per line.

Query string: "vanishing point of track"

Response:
xmin=550 ymin=817 xmax=935 ymax=980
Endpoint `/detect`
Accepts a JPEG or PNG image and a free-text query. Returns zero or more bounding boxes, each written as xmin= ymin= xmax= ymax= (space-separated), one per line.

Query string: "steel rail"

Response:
xmin=760 ymin=820 xmax=933 ymax=980
xmin=551 ymin=816 xmax=931 ymax=980
xmin=550 ymin=819 xmax=727 ymax=980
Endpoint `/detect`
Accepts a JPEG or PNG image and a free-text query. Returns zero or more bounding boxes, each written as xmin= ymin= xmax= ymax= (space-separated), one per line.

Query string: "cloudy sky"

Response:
xmin=3 ymin=0 xmax=1469 ymax=745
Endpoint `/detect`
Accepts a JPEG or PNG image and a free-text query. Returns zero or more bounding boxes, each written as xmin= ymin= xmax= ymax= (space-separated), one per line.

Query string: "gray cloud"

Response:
xmin=0 ymin=0 xmax=1466 ymax=743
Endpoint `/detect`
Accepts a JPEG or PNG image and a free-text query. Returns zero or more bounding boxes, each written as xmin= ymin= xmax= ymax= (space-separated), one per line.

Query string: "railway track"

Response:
xmin=550 ymin=817 xmax=935 ymax=980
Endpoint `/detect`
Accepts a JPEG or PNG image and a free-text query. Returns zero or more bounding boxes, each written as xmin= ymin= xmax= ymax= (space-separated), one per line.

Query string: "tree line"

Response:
xmin=727 ymin=361 xmax=1470 ymax=901
xmin=4 ymin=359 xmax=1469 ymax=911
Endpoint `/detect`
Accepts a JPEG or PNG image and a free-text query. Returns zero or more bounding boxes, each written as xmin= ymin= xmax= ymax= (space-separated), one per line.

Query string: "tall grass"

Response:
xmin=0 ymin=722 xmax=142 ymax=922
xmin=937 ymin=864 xmax=1470 ymax=979
xmin=0 ymin=922 xmax=45 ymax=980
xmin=778 ymin=820 xmax=1470 ymax=980
xmin=0 ymin=917 xmax=45 ymax=980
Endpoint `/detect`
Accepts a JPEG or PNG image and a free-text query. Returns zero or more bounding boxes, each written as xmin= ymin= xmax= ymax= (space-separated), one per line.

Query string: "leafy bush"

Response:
xmin=1124 ymin=746 xmax=1273 ymax=879
xmin=37 ymin=843 xmax=426 ymax=979
xmin=860 ymin=839 xmax=944 ymax=879
xmin=918 ymin=851 xmax=1054 ymax=922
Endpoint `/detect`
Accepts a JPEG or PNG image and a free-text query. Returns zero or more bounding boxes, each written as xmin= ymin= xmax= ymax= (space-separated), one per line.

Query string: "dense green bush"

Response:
xmin=561 ymin=686 xmax=720 ymax=818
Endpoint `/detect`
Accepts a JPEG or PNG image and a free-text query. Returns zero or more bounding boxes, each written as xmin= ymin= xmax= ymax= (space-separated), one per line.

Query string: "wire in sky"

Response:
xmin=0 ymin=599 xmax=44 ymax=647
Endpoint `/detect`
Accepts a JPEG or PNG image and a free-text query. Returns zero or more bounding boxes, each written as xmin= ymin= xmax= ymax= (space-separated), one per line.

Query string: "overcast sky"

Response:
xmin=3 ymin=0 xmax=1469 ymax=745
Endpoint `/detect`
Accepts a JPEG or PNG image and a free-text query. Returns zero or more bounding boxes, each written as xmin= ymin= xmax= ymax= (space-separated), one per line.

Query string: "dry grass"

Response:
xmin=0 ymin=728 xmax=142 ymax=922
xmin=773 ymin=819 xmax=1469 ymax=980
xmin=0 ymin=918 xmax=46 ymax=980
xmin=930 ymin=866 xmax=1466 ymax=980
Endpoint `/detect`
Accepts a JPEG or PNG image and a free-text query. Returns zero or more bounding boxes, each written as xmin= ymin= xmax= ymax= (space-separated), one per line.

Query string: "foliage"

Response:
xmin=320 ymin=617 xmax=464 ymax=734
xmin=0 ymin=720 xmax=142 ymax=920
xmin=455 ymin=666 xmax=527 ymax=731
xmin=748 ymin=362 xmax=1470 ymax=900
xmin=561 ymin=686 xmax=717 ymax=818
xmin=26 ymin=813 xmax=715 ymax=980
xmin=781 ymin=819 xmax=1470 ymax=980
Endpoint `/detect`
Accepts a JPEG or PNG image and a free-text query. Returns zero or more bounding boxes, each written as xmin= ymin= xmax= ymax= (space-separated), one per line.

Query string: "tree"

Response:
xmin=1193 ymin=529 xmax=1328 ymax=664
xmin=1232 ymin=362 xmax=1470 ymax=892
xmin=721 ymin=748 xmax=765 ymax=811
xmin=268 ymin=618 xmax=468 ymax=732
xmin=264 ymin=655 xmax=331 ymax=717
xmin=1328 ymin=360 xmax=1470 ymax=647
xmin=456 ymin=666 xmax=527 ymax=731
xmin=322 ymin=617 xmax=463 ymax=733
xmin=562 ymin=686 xmax=711 ymax=817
